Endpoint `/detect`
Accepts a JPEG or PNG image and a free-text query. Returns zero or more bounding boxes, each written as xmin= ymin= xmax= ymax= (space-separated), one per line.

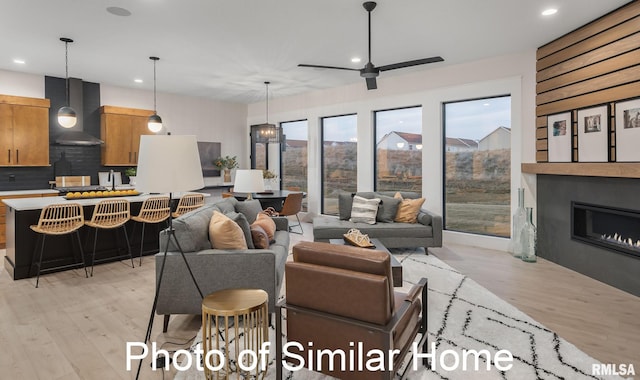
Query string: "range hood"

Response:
xmin=55 ymin=78 xmax=104 ymax=146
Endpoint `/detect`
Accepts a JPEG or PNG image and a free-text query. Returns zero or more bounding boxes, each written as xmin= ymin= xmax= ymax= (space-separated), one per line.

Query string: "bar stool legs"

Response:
xmin=31 ymin=229 xmax=87 ymax=288
xmin=88 ymin=225 xmax=134 ymax=276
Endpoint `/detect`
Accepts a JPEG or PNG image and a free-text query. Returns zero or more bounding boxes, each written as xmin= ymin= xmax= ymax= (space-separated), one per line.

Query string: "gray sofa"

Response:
xmin=313 ymin=191 xmax=442 ymax=250
xmin=155 ymin=197 xmax=289 ymax=332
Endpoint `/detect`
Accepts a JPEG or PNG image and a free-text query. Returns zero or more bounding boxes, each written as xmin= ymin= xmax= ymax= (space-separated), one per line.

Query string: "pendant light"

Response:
xmin=57 ymin=37 xmax=77 ymax=128
xmin=258 ymin=81 xmax=280 ymax=143
xmin=147 ymin=56 xmax=163 ymax=133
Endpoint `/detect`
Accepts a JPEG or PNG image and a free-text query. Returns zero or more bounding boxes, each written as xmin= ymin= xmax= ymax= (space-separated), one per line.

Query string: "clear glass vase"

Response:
xmin=510 ymin=188 xmax=527 ymax=258
xmin=521 ymin=207 xmax=537 ymax=263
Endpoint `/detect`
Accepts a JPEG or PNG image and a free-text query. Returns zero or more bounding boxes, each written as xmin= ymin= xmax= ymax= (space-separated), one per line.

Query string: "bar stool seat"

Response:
xmin=172 ymin=193 xmax=205 ymax=218
xmin=30 ymin=203 xmax=87 ymax=288
xmin=85 ymin=199 xmax=134 ymax=276
xmin=131 ymin=196 xmax=170 ymax=265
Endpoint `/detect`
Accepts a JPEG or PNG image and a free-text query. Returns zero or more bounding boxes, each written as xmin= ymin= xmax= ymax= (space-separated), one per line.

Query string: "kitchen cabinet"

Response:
xmin=0 ymin=95 xmax=50 ymax=167
xmin=0 ymin=190 xmax=58 ymax=248
xmin=100 ymin=106 xmax=155 ymax=166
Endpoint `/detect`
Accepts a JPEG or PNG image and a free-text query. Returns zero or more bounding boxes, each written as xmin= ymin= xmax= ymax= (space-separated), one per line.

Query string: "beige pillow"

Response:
xmin=250 ymin=225 xmax=270 ymax=249
xmin=394 ymin=192 xmax=424 ymax=223
xmin=209 ymin=211 xmax=248 ymax=249
xmin=251 ymin=212 xmax=276 ymax=241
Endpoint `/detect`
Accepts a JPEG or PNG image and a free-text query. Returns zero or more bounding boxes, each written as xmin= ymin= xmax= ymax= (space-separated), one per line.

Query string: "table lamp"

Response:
xmin=233 ymin=169 xmax=264 ymax=200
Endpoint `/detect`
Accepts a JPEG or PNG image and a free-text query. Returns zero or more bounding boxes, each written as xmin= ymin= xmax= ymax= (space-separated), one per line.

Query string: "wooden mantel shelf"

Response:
xmin=522 ymin=163 xmax=640 ymax=178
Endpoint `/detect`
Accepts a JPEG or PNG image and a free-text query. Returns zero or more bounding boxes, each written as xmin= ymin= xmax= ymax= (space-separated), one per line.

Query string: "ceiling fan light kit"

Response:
xmin=298 ymin=1 xmax=444 ymax=90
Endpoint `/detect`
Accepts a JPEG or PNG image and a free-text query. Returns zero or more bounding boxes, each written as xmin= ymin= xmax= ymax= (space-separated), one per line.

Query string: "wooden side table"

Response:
xmin=202 ymin=289 xmax=269 ymax=380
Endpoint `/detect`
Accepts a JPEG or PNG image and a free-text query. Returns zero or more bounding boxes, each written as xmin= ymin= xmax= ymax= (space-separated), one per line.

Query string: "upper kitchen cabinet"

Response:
xmin=0 ymin=95 xmax=50 ymax=167
xmin=100 ymin=106 xmax=155 ymax=166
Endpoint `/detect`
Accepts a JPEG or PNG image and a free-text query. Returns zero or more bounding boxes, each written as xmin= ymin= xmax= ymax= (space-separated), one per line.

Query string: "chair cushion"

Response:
xmin=209 ymin=211 xmax=248 ymax=249
xmin=349 ymin=195 xmax=380 ymax=225
xmin=251 ymin=225 xmax=269 ymax=249
xmin=394 ymin=192 xmax=424 ymax=223
xmin=252 ymin=212 xmax=276 ymax=241
xmin=225 ymin=211 xmax=254 ymax=249
xmin=235 ymin=199 xmax=263 ymax=224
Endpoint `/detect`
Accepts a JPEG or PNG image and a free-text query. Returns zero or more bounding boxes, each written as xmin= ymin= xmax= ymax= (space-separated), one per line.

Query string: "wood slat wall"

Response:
xmin=535 ymin=0 xmax=640 ymax=164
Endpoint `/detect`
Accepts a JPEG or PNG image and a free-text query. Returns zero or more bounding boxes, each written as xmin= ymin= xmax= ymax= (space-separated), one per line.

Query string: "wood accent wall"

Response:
xmin=535 ymin=0 xmax=640 ymax=163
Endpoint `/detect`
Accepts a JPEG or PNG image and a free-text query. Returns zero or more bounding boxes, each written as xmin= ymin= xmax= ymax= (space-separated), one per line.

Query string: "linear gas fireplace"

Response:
xmin=572 ymin=202 xmax=640 ymax=260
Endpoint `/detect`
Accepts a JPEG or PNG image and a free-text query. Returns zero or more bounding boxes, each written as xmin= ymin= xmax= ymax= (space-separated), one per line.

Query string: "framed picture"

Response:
xmin=197 ymin=141 xmax=222 ymax=177
xmin=577 ymin=105 xmax=609 ymax=162
xmin=615 ymin=97 xmax=640 ymax=162
xmin=547 ymin=112 xmax=572 ymax=162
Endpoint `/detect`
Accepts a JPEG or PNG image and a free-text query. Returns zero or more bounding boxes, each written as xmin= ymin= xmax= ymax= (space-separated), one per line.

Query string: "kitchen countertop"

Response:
xmin=2 ymin=192 xmax=208 ymax=211
xmin=0 ymin=189 xmax=59 ymax=197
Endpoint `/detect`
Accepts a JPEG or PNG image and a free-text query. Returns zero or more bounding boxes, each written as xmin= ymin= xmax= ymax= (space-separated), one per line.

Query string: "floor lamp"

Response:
xmin=134 ymin=135 xmax=205 ymax=379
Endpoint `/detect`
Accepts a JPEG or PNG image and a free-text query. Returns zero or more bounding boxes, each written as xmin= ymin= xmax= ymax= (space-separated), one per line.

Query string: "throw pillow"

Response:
xmin=235 ymin=199 xmax=263 ymax=224
xmin=338 ymin=192 xmax=355 ymax=220
xmin=225 ymin=211 xmax=254 ymax=249
xmin=375 ymin=193 xmax=402 ymax=223
xmin=250 ymin=225 xmax=270 ymax=249
xmin=252 ymin=212 xmax=277 ymax=241
xmin=394 ymin=192 xmax=425 ymax=223
xmin=349 ymin=195 xmax=381 ymax=225
xmin=208 ymin=211 xmax=248 ymax=249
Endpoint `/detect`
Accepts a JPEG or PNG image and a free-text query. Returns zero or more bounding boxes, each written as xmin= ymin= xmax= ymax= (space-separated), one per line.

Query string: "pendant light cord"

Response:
xmin=65 ymin=40 xmax=70 ymax=106
xmin=265 ymin=81 xmax=269 ymax=124
xmin=153 ymin=59 xmax=157 ymax=115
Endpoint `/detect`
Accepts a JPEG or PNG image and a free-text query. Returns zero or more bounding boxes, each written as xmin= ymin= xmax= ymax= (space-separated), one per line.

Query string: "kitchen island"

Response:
xmin=2 ymin=193 xmax=198 ymax=280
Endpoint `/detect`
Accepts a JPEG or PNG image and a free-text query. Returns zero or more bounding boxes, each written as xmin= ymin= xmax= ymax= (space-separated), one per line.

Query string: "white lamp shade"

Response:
xmin=135 ymin=135 xmax=204 ymax=193
xmin=233 ymin=170 xmax=265 ymax=194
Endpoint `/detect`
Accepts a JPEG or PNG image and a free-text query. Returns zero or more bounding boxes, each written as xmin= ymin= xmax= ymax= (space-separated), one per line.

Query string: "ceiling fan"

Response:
xmin=298 ymin=1 xmax=444 ymax=90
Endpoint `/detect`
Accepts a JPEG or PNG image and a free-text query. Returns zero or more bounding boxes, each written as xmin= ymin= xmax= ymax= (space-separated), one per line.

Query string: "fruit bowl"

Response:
xmin=64 ymin=189 xmax=142 ymax=200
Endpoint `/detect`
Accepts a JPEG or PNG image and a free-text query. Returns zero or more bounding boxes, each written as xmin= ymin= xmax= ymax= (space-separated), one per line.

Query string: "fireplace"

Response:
xmin=572 ymin=202 xmax=640 ymax=260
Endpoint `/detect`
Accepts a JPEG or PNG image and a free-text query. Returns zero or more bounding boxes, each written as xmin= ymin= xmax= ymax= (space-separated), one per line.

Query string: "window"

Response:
xmin=321 ymin=114 xmax=357 ymax=215
xmin=443 ymin=96 xmax=511 ymax=237
xmin=281 ymin=120 xmax=308 ymax=211
xmin=375 ymin=106 xmax=422 ymax=192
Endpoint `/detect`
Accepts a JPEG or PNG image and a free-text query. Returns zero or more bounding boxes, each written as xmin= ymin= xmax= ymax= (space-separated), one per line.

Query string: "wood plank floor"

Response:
xmin=0 ymin=223 xmax=637 ymax=379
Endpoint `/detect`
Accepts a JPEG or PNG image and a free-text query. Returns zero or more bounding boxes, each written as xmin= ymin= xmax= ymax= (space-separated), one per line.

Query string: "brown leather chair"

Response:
xmin=278 ymin=192 xmax=304 ymax=234
xmin=276 ymin=241 xmax=428 ymax=380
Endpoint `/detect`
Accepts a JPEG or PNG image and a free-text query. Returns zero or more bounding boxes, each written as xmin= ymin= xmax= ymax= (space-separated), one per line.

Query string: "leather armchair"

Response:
xmin=276 ymin=241 xmax=428 ymax=380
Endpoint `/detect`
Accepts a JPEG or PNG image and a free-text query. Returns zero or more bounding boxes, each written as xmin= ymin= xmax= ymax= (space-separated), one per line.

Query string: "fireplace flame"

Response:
xmin=601 ymin=233 xmax=640 ymax=250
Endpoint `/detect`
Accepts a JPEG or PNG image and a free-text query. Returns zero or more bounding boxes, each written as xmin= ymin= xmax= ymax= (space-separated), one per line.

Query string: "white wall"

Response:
xmin=0 ymin=69 xmax=45 ymax=98
xmin=247 ymin=51 xmax=538 ymax=251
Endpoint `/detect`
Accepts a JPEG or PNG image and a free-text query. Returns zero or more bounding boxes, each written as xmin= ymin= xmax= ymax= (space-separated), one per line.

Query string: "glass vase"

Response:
xmin=510 ymin=188 xmax=527 ymax=258
xmin=521 ymin=207 xmax=537 ymax=263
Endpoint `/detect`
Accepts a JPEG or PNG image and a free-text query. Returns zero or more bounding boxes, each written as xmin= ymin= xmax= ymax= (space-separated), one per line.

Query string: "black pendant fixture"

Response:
xmin=147 ymin=56 xmax=163 ymax=133
xmin=257 ymin=81 xmax=280 ymax=143
xmin=57 ymin=37 xmax=77 ymax=128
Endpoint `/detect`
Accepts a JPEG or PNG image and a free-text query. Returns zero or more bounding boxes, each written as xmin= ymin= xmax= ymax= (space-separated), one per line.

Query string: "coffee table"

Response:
xmin=329 ymin=238 xmax=403 ymax=287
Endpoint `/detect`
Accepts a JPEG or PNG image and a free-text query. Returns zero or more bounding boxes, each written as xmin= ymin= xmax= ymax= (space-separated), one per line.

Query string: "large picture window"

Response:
xmin=281 ymin=120 xmax=308 ymax=211
xmin=375 ymin=106 xmax=422 ymax=192
xmin=443 ymin=96 xmax=511 ymax=237
xmin=321 ymin=114 xmax=357 ymax=215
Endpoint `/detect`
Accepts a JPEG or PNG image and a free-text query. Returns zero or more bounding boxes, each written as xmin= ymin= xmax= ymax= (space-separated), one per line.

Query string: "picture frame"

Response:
xmin=547 ymin=112 xmax=572 ymax=162
xmin=577 ymin=105 xmax=609 ymax=162
xmin=197 ymin=141 xmax=222 ymax=177
xmin=615 ymin=97 xmax=640 ymax=162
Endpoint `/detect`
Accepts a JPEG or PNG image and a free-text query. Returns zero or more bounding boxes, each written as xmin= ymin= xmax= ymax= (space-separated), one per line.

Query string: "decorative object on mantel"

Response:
xmin=213 ymin=155 xmax=238 ymax=182
xmin=509 ymin=188 xmax=527 ymax=258
xmin=124 ymin=167 xmax=137 ymax=185
xmin=547 ymin=112 xmax=572 ymax=162
xmin=520 ymin=207 xmax=537 ymax=262
xmin=577 ymin=104 xmax=609 ymax=162
xmin=57 ymin=37 xmax=77 ymax=128
xmin=262 ymin=169 xmax=279 ymax=190
xmin=147 ymin=56 xmax=163 ymax=133
xmin=614 ymin=97 xmax=640 ymax=162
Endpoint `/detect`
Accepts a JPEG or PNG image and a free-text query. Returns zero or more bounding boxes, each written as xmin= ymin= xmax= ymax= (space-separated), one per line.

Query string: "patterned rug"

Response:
xmin=175 ymin=249 xmax=626 ymax=380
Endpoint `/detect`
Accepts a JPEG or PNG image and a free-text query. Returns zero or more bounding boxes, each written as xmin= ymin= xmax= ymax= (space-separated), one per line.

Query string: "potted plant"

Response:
xmin=124 ymin=167 xmax=137 ymax=186
xmin=213 ymin=155 xmax=238 ymax=182
xmin=262 ymin=169 xmax=279 ymax=190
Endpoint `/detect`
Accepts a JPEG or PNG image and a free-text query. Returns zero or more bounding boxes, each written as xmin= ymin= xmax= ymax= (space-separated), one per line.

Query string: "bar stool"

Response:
xmin=30 ymin=203 xmax=87 ymax=288
xmin=131 ymin=196 xmax=170 ymax=265
xmin=84 ymin=199 xmax=134 ymax=276
xmin=172 ymin=193 xmax=205 ymax=218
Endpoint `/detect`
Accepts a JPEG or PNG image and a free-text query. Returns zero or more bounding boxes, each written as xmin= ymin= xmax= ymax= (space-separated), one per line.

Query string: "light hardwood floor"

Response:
xmin=0 ymin=223 xmax=637 ymax=379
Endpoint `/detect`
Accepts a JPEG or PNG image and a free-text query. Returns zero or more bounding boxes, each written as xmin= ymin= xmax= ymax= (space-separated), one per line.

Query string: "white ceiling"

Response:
xmin=0 ymin=0 xmax=630 ymax=104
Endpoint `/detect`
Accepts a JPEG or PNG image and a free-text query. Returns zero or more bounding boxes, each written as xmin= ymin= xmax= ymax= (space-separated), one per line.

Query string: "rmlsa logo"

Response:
xmin=592 ymin=363 xmax=635 ymax=376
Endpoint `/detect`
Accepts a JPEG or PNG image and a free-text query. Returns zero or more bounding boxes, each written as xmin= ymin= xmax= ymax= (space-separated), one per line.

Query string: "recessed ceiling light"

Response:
xmin=134 ymin=78 xmax=143 ymax=83
xmin=542 ymin=8 xmax=558 ymax=16
xmin=13 ymin=59 xmax=25 ymax=64
xmin=106 ymin=6 xmax=132 ymax=16
xmin=351 ymin=57 xmax=361 ymax=63
xmin=483 ymin=103 xmax=491 ymax=106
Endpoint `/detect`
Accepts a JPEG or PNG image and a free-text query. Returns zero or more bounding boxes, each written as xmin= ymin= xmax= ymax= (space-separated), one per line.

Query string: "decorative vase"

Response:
xmin=223 ymin=169 xmax=231 ymax=183
xmin=510 ymin=188 xmax=527 ymax=258
xmin=128 ymin=176 xmax=136 ymax=186
xmin=521 ymin=207 xmax=537 ymax=263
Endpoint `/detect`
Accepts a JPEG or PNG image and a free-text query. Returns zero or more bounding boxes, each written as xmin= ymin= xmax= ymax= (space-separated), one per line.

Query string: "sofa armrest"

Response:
xmin=272 ymin=216 xmax=289 ymax=231
xmin=418 ymin=208 xmax=442 ymax=247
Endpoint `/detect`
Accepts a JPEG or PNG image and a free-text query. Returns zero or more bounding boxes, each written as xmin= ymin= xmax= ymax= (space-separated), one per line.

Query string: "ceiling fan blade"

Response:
xmin=378 ymin=56 xmax=444 ymax=72
xmin=366 ymin=77 xmax=377 ymax=90
xmin=298 ymin=64 xmax=360 ymax=71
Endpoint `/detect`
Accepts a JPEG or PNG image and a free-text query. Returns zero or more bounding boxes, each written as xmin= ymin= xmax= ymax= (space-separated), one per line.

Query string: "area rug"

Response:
xmin=174 ymin=250 xmax=626 ymax=380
